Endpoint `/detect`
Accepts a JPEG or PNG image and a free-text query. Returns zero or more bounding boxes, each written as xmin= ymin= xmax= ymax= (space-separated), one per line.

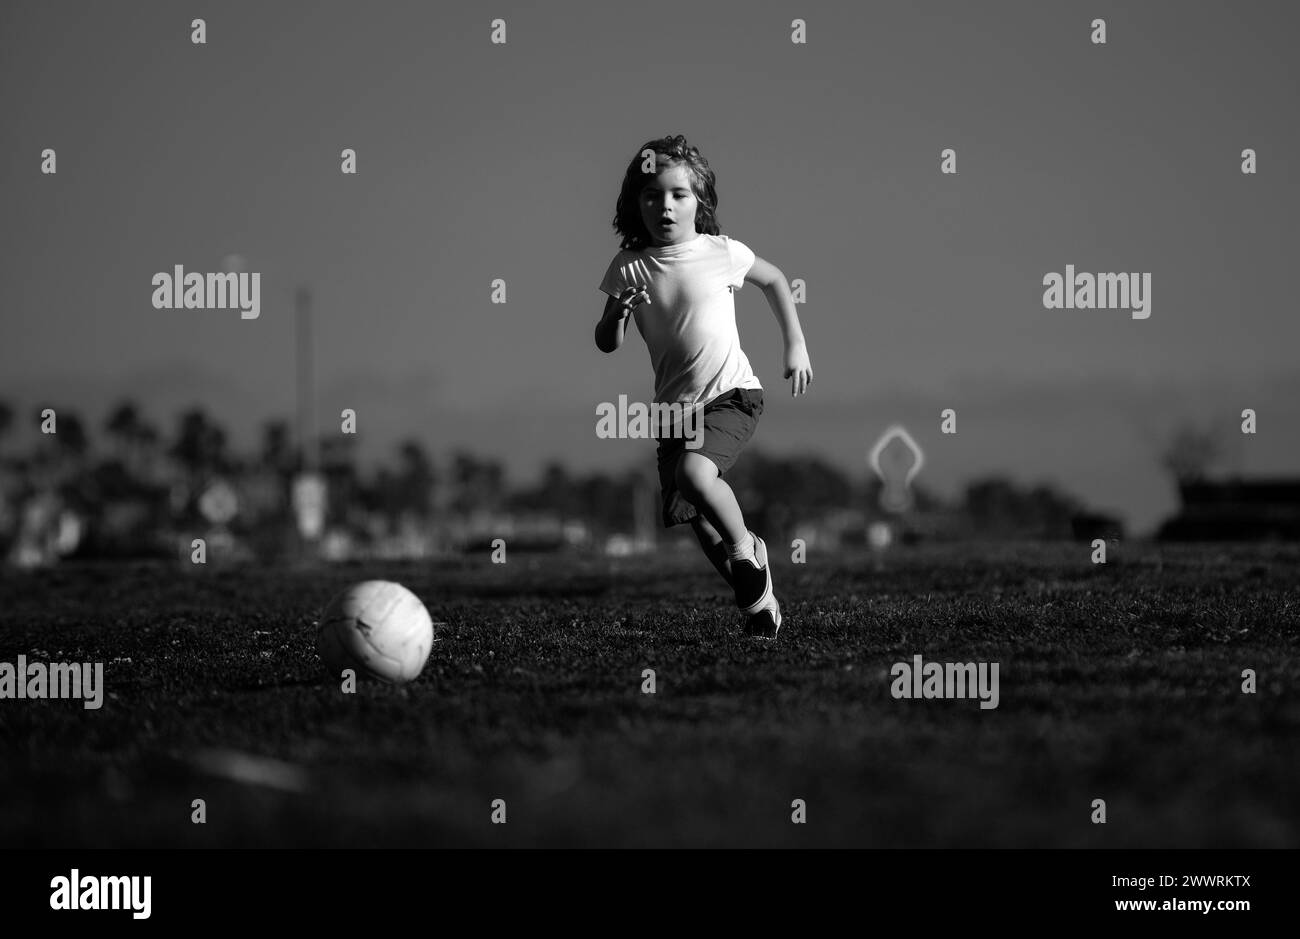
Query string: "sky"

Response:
xmin=2 ymin=0 xmax=1298 ymax=534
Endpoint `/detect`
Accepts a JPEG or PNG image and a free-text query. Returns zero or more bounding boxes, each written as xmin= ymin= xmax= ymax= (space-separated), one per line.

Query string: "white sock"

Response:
xmin=725 ymin=531 xmax=755 ymax=562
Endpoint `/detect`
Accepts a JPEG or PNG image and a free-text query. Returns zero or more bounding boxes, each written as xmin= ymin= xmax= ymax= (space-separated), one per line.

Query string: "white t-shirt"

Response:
xmin=598 ymin=232 xmax=763 ymax=407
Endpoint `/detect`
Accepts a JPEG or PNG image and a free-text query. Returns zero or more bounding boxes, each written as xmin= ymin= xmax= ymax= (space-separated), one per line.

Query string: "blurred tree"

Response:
xmin=575 ymin=471 xmax=626 ymax=531
xmin=727 ymin=450 xmax=855 ymax=533
xmin=395 ymin=439 xmax=435 ymax=518
xmin=965 ymin=478 xmax=1016 ymax=532
xmin=169 ymin=408 xmax=229 ymax=478
xmin=320 ymin=435 xmax=356 ymax=474
xmin=134 ymin=420 xmax=162 ymax=480
xmin=321 ymin=435 xmax=360 ymax=524
xmin=44 ymin=407 xmax=89 ymax=460
xmin=507 ymin=460 xmax=564 ymax=515
xmin=1160 ymin=423 xmax=1223 ymax=484
xmin=104 ymin=400 xmax=148 ymax=475
xmin=260 ymin=420 xmax=296 ymax=475
xmin=963 ymin=476 xmax=1079 ymax=538
xmin=26 ymin=406 xmax=90 ymax=513
xmin=541 ymin=462 xmax=573 ymax=510
xmin=105 ymin=401 xmax=141 ymax=453
xmin=362 ymin=465 xmax=408 ymax=530
xmin=534 ymin=461 xmax=580 ymax=517
xmin=450 ymin=450 xmax=504 ymax=514
xmin=0 ymin=399 xmax=12 ymax=451
xmin=1025 ymin=483 xmax=1080 ymax=537
xmin=88 ymin=457 xmax=139 ymax=503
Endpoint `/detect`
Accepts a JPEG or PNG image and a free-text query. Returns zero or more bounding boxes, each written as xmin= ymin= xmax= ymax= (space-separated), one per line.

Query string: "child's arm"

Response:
xmin=744 ymin=256 xmax=814 ymax=396
xmin=594 ymin=286 xmax=649 ymax=353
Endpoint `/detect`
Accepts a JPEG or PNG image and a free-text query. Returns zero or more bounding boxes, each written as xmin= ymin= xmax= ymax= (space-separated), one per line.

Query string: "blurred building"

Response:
xmin=1158 ymin=477 xmax=1300 ymax=541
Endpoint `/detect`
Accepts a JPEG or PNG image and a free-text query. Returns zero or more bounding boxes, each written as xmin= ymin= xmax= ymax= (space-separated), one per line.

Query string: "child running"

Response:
xmin=595 ymin=134 xmax=813 ymax=639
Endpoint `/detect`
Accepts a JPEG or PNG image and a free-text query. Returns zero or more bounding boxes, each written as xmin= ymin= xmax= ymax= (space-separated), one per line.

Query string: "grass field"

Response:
xmin=1 ymin=541 xmax=1297 ymax=848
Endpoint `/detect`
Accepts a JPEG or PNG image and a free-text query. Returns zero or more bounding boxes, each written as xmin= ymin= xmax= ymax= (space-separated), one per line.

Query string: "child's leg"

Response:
xmin=676 ymin=451 xmax=773 ymax=615
xmin=690 ymin=514 xmax=733 ymax=587
xmin=675 ymin=452 xmax=748 ymax=547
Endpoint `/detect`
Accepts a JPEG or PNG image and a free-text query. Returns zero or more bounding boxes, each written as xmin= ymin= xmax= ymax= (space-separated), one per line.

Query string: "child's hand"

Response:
xmin=783 ymin=343 xmax=814 ymax=397
xmin=615 ymin=285 xmax=650 ymax=318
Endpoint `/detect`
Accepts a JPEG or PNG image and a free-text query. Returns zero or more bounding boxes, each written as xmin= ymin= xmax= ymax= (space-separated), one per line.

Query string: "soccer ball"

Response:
xmin=317 ymin=580 xmax=434 ymax=684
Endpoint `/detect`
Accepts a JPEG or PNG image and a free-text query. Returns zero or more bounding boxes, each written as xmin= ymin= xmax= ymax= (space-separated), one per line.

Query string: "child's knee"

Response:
xmin=675 ymin=453 xmax=716 ymax=500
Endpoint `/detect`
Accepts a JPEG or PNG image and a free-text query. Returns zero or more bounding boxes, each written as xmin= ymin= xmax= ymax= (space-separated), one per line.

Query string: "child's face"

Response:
xmin=639 ymin=164 xmax=699 ymax=246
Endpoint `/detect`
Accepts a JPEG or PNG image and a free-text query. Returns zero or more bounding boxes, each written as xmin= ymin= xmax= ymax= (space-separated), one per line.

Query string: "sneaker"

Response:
xmin=731 ymin=531 xmax=772 ymax=615
xmin=746 ymin=595 xmax=782 ymax=640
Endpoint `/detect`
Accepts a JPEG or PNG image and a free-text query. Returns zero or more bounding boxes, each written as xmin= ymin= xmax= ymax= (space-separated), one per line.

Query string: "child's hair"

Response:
xmin=611 ymin=134 xmax=722 ymax=251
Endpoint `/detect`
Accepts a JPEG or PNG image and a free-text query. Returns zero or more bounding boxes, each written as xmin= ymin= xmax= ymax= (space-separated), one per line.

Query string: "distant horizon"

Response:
xmin=4 ymin=359 xmax=1296 ymax=536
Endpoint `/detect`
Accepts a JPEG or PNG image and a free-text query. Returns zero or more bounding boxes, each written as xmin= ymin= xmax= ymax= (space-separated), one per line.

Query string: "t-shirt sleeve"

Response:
xmin=725 ymin=236 xmax=756 ymax=291
xmin=598 ymin=253 xmax=628 ymax=298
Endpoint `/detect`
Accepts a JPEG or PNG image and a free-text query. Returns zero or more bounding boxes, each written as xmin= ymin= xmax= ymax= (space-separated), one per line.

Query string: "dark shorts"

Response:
xmin=656 ymin=387 xmax=764 ymax=528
